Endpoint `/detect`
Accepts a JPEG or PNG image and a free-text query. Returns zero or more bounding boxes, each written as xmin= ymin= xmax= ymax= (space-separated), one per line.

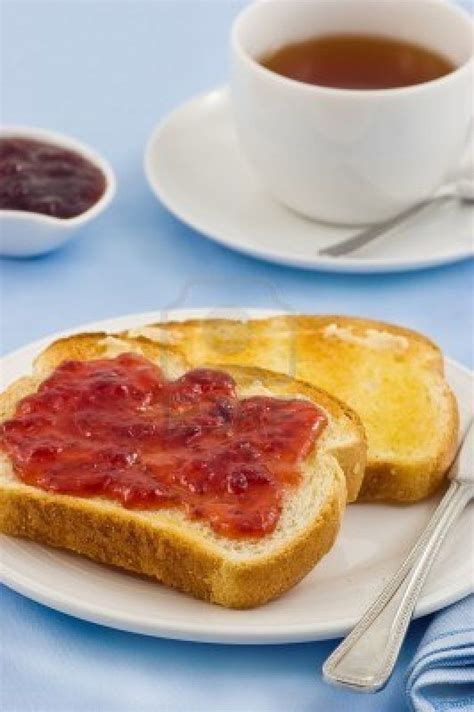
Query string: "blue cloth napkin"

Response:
xmin=407 ymin=594 xmax=474 ymax=712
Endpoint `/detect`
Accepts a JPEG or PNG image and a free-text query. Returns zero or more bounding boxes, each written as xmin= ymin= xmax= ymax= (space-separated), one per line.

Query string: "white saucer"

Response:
xmin=145 ymin=88 xmax=473 ymax=274
xmin=1 ymin=308 xmax=473 ymax=644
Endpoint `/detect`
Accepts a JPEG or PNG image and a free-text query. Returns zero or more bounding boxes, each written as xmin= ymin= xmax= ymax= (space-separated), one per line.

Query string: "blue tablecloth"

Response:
xmin=1 ymin=2 xmax=473 ymax=711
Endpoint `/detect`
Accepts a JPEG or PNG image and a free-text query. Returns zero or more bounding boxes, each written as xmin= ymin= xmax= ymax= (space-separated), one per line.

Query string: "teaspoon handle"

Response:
xmin=320 ymin=194 xmax=454 ymax=257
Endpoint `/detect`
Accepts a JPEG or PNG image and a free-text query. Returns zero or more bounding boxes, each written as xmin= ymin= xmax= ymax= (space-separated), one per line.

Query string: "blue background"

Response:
xmin=1 ymin=2 xmax=472 ymax=711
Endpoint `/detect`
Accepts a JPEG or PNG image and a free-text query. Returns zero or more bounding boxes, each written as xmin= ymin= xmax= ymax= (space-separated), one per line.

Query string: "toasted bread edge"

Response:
xmin=0 ymin=467 xmax=345 ymax=609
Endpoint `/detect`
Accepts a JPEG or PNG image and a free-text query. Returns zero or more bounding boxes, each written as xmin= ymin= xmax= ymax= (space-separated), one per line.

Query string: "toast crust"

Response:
xmin=138 ymin=314 xmax=459 ymax=502
xmin=139 ymin=314 xmax=444 ymax=370
xmin=0 ymin=469 xmax=344 ymax=608
xmin=0 ymin=331 xmax=357 ymax=607
xmin=357 ymin=380 xmax=459 ymax=501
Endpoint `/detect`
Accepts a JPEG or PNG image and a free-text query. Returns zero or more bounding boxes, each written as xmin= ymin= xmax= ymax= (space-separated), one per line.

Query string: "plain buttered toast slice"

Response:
xmin=132 ymin=314 xmax=459 ymax=502
xmin=0 ymin=332 xmax=365 ymax=608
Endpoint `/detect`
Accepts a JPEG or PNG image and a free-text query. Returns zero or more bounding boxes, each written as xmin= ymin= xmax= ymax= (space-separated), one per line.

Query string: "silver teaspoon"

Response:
xmin=322 ymin=419 xmax=474 ymax=692
xmin=319 ymin=178 xmax=474 ymax=258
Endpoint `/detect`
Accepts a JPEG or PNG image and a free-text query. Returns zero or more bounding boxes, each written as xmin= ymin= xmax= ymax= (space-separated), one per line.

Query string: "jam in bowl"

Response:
xmin=0 ymin=126 xmax=116 ymax=257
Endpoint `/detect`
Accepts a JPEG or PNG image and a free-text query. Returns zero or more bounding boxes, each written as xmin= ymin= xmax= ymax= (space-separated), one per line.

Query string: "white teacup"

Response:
xmin=231 ymin=0 xmax=473 ymax=225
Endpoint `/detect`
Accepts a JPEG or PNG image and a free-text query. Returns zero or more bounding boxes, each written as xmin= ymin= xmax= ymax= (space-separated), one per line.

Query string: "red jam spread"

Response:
xmin=0 ymin=137 xmax=106 ymax=218
xmin=0 ymin=354 xmax=327 ymax=538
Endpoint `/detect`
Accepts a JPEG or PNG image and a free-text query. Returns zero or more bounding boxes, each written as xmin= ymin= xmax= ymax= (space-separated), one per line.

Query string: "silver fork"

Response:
xmin=323 ymin=420 xmax=474 ymax=692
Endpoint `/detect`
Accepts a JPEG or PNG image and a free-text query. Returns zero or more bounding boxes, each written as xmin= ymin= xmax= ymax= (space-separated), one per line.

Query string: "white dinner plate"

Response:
xmin=1 ymin=309 xmax=473 ymax=644
xmin=145 ymin=88 xmax=474 ymax=274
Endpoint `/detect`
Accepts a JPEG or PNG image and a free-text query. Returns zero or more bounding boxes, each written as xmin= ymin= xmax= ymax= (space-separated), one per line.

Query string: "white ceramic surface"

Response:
xmin=1 ymin=308 xmax=473 ymax=645
xmin=144 ymin=88 xmax=474 ymax=274
xmin=231 ymin=0 xmax=474 ymax=224
xmin=0 ymin=127 xmax=116 ymax=257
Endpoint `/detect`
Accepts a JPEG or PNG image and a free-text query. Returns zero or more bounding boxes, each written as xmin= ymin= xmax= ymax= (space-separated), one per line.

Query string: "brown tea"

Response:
xmin=260 ymin=34 xmax=455 ymax=90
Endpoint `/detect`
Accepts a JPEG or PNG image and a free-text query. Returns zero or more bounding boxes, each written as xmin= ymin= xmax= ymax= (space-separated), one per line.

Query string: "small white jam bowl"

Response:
xmin=0 ymin=126 xmax=116 ymax=257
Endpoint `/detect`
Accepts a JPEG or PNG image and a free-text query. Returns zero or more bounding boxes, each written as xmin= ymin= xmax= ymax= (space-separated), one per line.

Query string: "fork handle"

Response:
xmin=323 ymin=480 xmax=473 ymax=692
